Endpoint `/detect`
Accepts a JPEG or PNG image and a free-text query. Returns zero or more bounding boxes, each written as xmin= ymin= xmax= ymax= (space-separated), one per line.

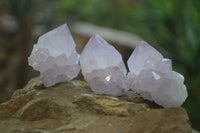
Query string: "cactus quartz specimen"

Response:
xmin=127 ymin=41 xmax=188 ymax=107
xmin=28 ymin=24 xmax=80 ymax=87
xmin=28 ymin=23 xmax=187 ymax=107
xmin=80 ymin=34 xmax=128 ymax=96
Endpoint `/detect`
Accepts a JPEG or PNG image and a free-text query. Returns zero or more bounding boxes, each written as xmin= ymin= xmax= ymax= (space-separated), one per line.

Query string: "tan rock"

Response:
xmin=73 ymin=93 xmax=148 ymax=116
xmin=0 ymin=77 xmax=192 ymax=133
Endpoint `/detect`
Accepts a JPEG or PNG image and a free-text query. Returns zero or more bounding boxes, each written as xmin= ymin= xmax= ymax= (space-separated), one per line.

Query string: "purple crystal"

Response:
xmin=151 ymin=71 xmax=188 ymax=107
xmin=28 ymin=24 xmax=80 ymax=87
xmin=80 ymin=34 xmax=127 ymax=96
xmin=127 ymin=41 xmax=188 ymax=107
xmin=127 ymin=41 xmax=164 ymax=75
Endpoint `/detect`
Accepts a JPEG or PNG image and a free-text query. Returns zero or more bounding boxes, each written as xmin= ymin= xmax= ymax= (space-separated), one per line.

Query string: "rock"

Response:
xmin=0 ymin=77 xmax=192 ymax=133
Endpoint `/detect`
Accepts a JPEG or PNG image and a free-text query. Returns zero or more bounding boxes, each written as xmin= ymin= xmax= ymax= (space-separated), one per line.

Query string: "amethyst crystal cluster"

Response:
xmin=80 ymin=34 xmax=128 ymax=96
xmin=127 ymin=41 xmax=187 ymax=107
xmin=28 ymin=24 xmax=80 ymax=87
xmin=28 ymin=23 xmax=188 ymax=107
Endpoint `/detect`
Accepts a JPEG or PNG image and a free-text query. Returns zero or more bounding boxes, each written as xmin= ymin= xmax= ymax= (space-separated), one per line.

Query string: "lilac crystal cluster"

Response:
xmin=127 ymin=41 xmax=188 ymax=107
xmin=28 ymin=23 xmax=188 ymax=108
xmin=28 ymin=24 xmax=80 ymax=87
xmin=80 ymin=34 xmax=128 ymax=96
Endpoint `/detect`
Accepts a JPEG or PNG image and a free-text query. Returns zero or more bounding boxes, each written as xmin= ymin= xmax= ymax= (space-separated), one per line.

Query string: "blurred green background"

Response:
xmin=0 ymin=0 xmax=199 ymax=130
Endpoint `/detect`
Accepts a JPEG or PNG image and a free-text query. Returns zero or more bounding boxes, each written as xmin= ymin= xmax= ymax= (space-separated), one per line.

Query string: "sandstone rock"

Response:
xmin=0 ymin=77 xmax=192 ymax=133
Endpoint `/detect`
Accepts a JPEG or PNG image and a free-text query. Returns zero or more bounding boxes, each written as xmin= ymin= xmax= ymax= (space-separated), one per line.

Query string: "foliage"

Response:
xmin=56 ymin=0 xmax=200 ymax=130
xmin=7 ymin=0 xmax=32 ymax=21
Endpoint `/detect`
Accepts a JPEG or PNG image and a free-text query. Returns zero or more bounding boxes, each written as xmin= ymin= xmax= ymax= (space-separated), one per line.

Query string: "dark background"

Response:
xmin=0 ymin=0 xmax=199 ymax=131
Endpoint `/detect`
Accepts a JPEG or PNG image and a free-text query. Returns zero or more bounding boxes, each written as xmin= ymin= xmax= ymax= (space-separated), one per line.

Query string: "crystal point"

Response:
xmin=28 ymin=24 xmax=80 ymax=87
xmin=80 ymin=34 xmax=127 ymax=96
xmin=127 ymin=41 xmax=163 ymax=75
xmin=127 ymin=41 xmax=188 ymax=107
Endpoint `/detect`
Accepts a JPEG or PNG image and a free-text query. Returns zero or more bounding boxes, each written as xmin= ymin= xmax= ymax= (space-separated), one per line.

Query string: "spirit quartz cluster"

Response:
xmin=28 ymin=24 xmax=80 ymax=87
xmin=80 ymin=34 xmax=128 ymax=96
xmin=28 ymin=24 xmax=188 ymax=107
xmin=127 ymin=41 xmax=188 ymax=107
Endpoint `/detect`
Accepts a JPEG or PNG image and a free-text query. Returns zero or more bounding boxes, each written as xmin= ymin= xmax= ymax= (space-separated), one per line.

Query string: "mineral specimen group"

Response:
xmin=28 ymin=24 xmax=80 ymax=87
xmin=127 ymin=41 xmax=188 ymax=107
xmin=80 ymin=34 xmax=128 ymax=96
xmin=28 ymin=23 xmax=188 ymax=108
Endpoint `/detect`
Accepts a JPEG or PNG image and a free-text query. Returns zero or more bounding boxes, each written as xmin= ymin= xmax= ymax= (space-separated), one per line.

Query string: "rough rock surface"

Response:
xmin=0 ymin=77 xmax=191 ymax=133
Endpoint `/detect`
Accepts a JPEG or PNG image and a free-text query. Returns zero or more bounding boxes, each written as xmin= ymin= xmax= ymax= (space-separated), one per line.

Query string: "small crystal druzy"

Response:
xmin=127 ymin=41 xmax=188 ymax=107
xmin=28 ymin=24 xmax=80 ymax=87
xmin=80 ymin=34 xmax=128 ymax=96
